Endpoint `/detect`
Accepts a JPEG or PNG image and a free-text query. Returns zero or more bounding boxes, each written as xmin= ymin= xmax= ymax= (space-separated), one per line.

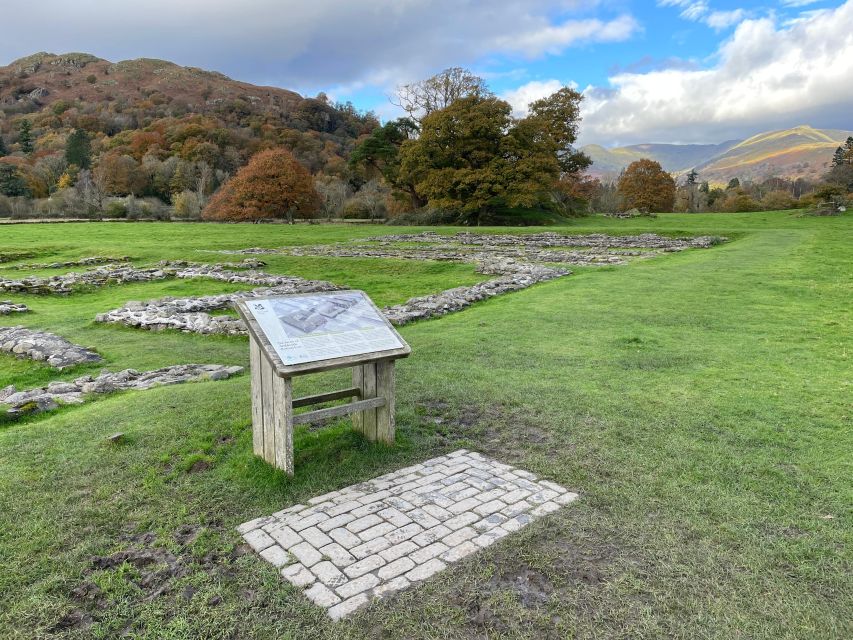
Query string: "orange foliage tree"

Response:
xmin=202 ymin=148 xmax=320 ymax=221
xmin=617 ymin=159 xmax=676 ymax=213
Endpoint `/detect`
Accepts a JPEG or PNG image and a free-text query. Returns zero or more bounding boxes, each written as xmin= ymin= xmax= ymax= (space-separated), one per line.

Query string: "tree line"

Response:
xmin=1 ymin=65 xmax=851 ymax=221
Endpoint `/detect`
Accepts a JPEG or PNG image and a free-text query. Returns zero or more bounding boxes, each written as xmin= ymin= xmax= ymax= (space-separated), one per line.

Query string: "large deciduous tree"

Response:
xmin=202 ymin=148 xmax=320 ymax=222
xmin=398 ymin=95 xmax=564 ymax=223
xmin=393 ymin=67 xmax=492 ymax=121
xmin=617 ymin=159 xmax=676 ymax=213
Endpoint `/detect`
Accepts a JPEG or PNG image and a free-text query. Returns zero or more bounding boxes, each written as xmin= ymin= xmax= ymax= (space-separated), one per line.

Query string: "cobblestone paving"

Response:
xmin=237 ymin=450 xmax=579 ymax=620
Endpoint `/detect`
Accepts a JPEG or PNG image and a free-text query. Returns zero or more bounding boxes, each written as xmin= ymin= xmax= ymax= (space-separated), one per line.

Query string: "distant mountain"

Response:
xmin=582 ymin=140 xmax=738 ymax=175
xmin=583 ymin=126 xmax=852 ymax=184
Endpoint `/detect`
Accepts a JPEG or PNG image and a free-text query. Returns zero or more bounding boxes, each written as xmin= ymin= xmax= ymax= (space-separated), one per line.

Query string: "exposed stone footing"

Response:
xmin=0 ymin=301 xmax=28 ymax=314
xmin=0 ymin=326 xmax=102 ymax=368
xmin=96 ymin=278 xmax=343 ymax=335
xmin=0 ymin=364 xmax=243 ymax=416
xmin=10 ymin=256 xmax=131 ymax=270
xmin=368 ymin=231 xmax=724 ymax=250
xmin=0 ymin=260 xmax=295 ymax=295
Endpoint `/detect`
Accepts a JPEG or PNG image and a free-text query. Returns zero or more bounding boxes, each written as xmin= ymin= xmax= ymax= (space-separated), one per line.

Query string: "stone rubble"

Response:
xmin=371 ymin=231 xmax=725 ymax=250
xmin=283 ymin=244 xmax=629 ymax=266
xmin=94 ymin=232 xmax=723 ymax=334
xmin=383 ymin=259 xmax=569 ymax=325
xmin=0 ymin=260 xmax=292 ymax=295
xmin=95 ymin=278 xmax=344 ymax=335
xmin=10 ymin=256 xmax=131 ymax=270
xmin=238 ymin=449 xmax=579 ymax=621
xmin=0 ymin=326 xmax=102 ymax=368
xmin=0 ymin=301 xmax=28 ymax=314
xmin=0 ymin=364 xmax=243 ymax=416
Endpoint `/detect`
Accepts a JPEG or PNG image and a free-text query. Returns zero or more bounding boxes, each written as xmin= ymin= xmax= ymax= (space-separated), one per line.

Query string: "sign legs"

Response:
xmin=352 ymin=360 xmax=395 ymax=444
xmin=250 ymin=351 xmax=397 ymax=476
xmin=251 ymin=341 xmax=295 ymax=475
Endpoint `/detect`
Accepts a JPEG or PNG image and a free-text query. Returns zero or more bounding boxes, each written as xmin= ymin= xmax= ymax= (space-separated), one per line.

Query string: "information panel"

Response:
xmin=243 ymin=291 xmax=406 ymax=366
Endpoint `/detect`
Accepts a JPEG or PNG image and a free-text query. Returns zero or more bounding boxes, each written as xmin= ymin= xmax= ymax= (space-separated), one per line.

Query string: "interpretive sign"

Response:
xmin=243 ymin=291 xmax=406 ymax=367
xmin=234 ymin=290 xmax=410 ymax=475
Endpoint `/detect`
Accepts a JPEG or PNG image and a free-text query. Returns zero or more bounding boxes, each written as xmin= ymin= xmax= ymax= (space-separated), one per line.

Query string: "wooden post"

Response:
xmin=353 ymin=359 xmax=395 ymax=444
xmin=249 ymin=338 xmax=265 ymax=458
xmin=375 ymin=360 xmax=395 ymax=444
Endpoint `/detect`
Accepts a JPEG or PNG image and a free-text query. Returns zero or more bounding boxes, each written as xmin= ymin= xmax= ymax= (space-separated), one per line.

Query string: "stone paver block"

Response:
xmin=305 ymin=582 xmax=342 ymax=608
xmin=281 ymin=563 xmax=316 ymax=588
xmin=290 ymin=541 xmax=322 ymax=568
xmin=336 ymin=573 xmax=381 ymax=599
xmin=238 ymin=450 xmax=578 ymax=620
xmin=243 ymin=529 xmax=275 ymax=552
xmin=328 ymin=593 xmax=370 ymax=621
xmin=259 ymin=545 xmax=291 ymax=567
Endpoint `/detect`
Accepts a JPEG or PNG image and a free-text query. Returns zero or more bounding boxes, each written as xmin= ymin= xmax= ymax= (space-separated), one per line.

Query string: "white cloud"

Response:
xmin=579 ymin=1 xmax=853 ymax=145
xmin=0 ymin=1 xmax=636 ymax=96
xmin=658 ymin=0 xmax=748 ymax=29
xmin=706 ymin=9 xmax=747 ymax=30
xmin=496 ymin=14 xmax=640 ymax=57
xmin=501 ymin=79 xmax=565 ymax=117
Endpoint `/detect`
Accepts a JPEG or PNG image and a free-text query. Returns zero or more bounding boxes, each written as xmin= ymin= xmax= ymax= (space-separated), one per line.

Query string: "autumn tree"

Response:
xmin=95 ymin=154 xmax=147 ymax=196
xmin=524 ymin=87 xmax=591 ymax=174
xmin=617 ymin=159 xmax=676 ymax=213
xmin=0 ymin=136 xmax=7 ymax=157
xmin=398 ymin=95 xmax=564 ymax=223
xmin=393 ymin=67 xmax=492 ymax=121
xmin=202 ymin=148 xmax=320 ymax=222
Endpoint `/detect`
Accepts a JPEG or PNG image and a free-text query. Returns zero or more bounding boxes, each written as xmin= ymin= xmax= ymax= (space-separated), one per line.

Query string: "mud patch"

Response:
xmin=416 ymin=399 xmax=555 ymax=459
xmin=59 ymin=523 xmax=242 ymax=632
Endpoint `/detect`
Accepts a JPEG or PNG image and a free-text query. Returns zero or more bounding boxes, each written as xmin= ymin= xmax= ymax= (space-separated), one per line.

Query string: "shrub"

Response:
xmin=172 ymin=190 xmax=202 ymax=218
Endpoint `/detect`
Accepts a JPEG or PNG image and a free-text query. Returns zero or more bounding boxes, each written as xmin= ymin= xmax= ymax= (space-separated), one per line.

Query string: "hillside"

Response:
xmin=0 ymin=52 xmax=376 ymax=203
xmin=583 ymin=125 xmax=852 ymax=184
xmin=582 ymin=140 xmax=737 ymax=175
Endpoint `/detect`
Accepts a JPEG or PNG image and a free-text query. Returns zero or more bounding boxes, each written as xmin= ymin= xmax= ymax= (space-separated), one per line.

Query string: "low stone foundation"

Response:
xmin=0 ymin=301 xmax=28 ymax=315
xmin=0 ymin=260 xmax=284 ymax=295
xmin=0 ymin=326 xmax=102 ymax=368
xmin=369 ymin=230 xmax=724 ymax=250
xmin=96 ymin=278 xmax=343 ymax=335
xmin=0 ymin=364 xmax=243 ymax=416
xmin=9 ymin=256 xmax=131 ymax=270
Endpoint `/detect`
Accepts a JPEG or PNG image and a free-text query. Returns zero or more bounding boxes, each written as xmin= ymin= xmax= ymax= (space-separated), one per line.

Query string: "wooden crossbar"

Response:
xmin=292 ymin=387 xmax=361 ymax=409
xmin=292 ymin=397 xmax=386 ymax=426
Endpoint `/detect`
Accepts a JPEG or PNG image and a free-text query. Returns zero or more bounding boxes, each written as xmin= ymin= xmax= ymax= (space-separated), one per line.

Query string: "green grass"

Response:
xmin=0 ymin=213 xmax=850 ymax=639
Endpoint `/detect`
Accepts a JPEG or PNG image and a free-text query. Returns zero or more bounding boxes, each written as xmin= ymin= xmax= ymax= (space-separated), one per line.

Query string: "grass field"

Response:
xmin=0 ymin=213 xmax=850 ymax=639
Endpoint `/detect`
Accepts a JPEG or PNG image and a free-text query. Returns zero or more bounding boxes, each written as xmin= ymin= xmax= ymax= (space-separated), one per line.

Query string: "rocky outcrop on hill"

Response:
xmin=0 ymin=326 xmax=102 ymax=368
xmin=0 ymin=364 xmax=243 ymax=416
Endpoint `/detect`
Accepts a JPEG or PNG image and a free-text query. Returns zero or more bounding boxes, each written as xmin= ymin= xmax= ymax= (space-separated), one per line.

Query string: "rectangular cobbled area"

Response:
xmin=237 ymin=450 xmax=579 ymax=620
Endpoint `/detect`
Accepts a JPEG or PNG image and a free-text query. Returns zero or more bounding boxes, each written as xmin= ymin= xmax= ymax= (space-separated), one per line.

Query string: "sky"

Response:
xmin=1 ymin=0 xmax=851 ymax=147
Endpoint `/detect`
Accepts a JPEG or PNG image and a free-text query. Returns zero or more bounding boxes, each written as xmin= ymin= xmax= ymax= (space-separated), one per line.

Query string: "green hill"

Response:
xmin=583 ymin=125 xmax=852 ymax=184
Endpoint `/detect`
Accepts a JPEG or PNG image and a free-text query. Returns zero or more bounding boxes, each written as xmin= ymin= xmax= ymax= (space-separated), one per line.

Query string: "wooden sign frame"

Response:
xmin=234 ymin=290 xmax=410 ymax=475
